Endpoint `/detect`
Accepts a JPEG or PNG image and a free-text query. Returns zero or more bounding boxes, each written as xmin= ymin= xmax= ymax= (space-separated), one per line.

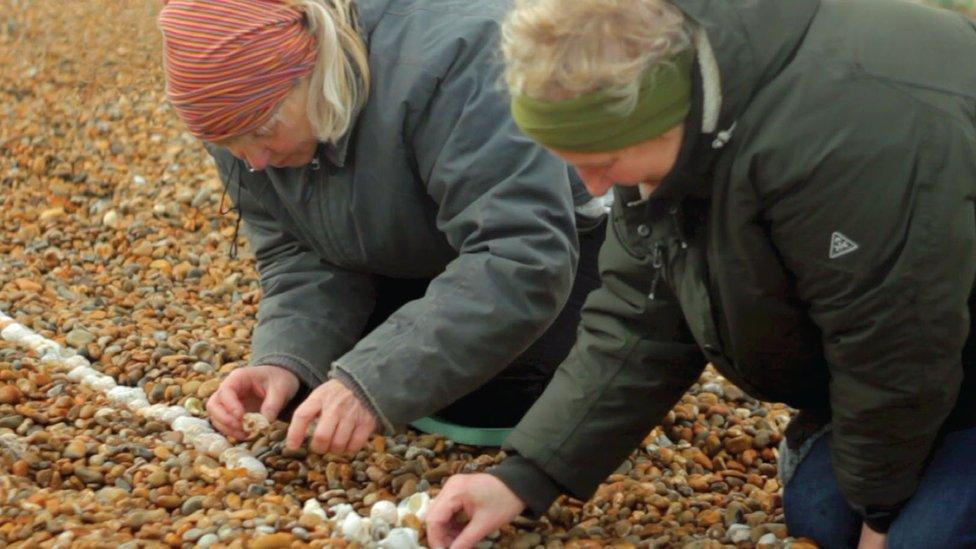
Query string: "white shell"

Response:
xmin=379 ymin=527 xmax=420 ymax=549
xmin=84 ymin=374 xmax=117 ymax=392
xmin=62 ymin=355 xmax=90 ymax=369
xmin=141 ymin=404 xmax=169 ymax=422
xmin=340 ymin=512 xmax=371 ymax=543
xmin=302 ymin=499 xmax=328 ymax=520
xmin=242 ymin=413 xmax=270 ymax=436
xmin=159 ymin=405 xmax=189 ymax=424
xmin=67 ymin=366 xmax=98 ymax=382
xmin=330 ymin=503 xmax=355 ymax=521
xmin=106 ymin=386 xmax=147 ymax=406
xmin=33 ymin=341 xmax=61 ymax=357
xmin=397 ymin=492 xmax=430 ymax=522
xmin=23 ymin=333 xmax=46 ymax=350
xmin=370 ymin=500 xmax=398 ymax=525
xmin=220 ymin=447 xmax=249 ymax=462
xmin=172 ymin=416 xmax=212 ymax=434
xmin=125 ymin=397 xmax=150 ymax=412
xmin=371 ymin=519 xmax=392 ymax=541
xmin=1 ymin=324 xmax=29 ymax=342
xmin=191 ymin=433 xmax=231 ymax=456
xmin=232 ymin=456 xmax=267 ymax=479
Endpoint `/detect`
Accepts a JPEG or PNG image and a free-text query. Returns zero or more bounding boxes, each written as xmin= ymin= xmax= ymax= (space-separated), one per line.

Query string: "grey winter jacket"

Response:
xmin=207 ymin=0 xmax=588 ymax=433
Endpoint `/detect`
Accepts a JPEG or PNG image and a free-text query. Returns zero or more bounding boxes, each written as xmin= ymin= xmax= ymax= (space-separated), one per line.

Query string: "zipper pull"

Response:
xmin=648 ymin=245 xmax=664 ymax=300
xmin=310 ymin=157 xmax=321 ymax=171
xmin=669 ymin=205 xmax=689 ymax=249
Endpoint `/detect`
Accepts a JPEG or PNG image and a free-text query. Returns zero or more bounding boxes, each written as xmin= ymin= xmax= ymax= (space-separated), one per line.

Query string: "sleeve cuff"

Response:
xmin=329 ymin=365 xmax=396 ymax=435
xmin=251 ymin=352 xmax=328 ymax=388
xmin=489 ymin=455 xmax=563 ymax=518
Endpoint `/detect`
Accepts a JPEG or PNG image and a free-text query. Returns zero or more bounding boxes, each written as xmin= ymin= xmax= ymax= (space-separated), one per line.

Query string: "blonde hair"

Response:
xmin=291 ymin=0 xmax=371 ymax=144
xmin=501 ymin=0 xmax=692 ymax=110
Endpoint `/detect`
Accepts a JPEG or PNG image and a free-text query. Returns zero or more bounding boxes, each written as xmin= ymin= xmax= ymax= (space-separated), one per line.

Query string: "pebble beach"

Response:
xmin=12 ymin=0 xmax=973 ymax=547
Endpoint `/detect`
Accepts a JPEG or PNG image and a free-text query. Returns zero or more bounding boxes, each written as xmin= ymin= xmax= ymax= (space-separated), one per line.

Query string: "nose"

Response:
xmin=241 ymin=146 xmax=272 ymax=171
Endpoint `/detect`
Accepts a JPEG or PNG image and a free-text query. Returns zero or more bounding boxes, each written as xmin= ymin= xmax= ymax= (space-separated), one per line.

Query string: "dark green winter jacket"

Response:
xmin=206 ymin=0 xmax=589 ymax=433
xmin=492 ymin=0 xmax=976 ymax=532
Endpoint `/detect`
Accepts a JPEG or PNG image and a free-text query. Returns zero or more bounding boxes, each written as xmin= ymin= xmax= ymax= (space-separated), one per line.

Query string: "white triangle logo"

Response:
xmin=829 ymin=231 xmax=859 ymax=259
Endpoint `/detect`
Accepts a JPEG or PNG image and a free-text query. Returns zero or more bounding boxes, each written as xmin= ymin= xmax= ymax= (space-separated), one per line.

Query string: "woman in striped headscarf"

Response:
xmin=157 ymin=0 xmax=605 ymax=454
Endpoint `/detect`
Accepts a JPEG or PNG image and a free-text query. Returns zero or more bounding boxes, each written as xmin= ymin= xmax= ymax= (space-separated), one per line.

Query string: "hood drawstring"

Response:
xmin=218 ymin=181 xmax=244 ymax=260
xmin=219 ymin=159 xmax=261 ymax=260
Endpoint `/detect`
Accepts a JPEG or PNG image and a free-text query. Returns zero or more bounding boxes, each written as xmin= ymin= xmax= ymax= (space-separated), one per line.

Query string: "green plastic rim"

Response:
xmin=409 ymin=416 xmax=513 ymax=447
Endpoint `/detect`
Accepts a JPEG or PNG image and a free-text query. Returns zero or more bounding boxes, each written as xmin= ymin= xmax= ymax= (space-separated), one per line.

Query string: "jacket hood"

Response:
xmin=648 ymin=0 xmax=820 ymax=200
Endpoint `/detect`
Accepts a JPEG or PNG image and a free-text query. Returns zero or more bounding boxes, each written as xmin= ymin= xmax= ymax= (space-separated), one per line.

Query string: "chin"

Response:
xmin=273 ymin=153 xmax=315 ymax=168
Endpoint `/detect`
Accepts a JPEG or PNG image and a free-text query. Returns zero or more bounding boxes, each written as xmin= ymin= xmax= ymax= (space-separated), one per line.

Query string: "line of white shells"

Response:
xmin=301 ymin=492 xmax=429 ymax=549
xmin=1 ymin=311 xmax=429 ymax=548
xmin=0 ymin=312 xmax=267 ymax=479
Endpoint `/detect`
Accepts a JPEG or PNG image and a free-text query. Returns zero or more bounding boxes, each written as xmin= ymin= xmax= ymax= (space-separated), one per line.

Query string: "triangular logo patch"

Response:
xmin=829 ymin=231 xmax=858 ymax=259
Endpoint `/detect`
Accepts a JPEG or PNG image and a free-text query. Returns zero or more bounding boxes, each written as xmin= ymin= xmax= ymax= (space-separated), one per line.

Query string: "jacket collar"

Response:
xmin=644 ymin=0 xmax=820 ymax=201
xmin=320 ymin=0 xmax=393 ymax=168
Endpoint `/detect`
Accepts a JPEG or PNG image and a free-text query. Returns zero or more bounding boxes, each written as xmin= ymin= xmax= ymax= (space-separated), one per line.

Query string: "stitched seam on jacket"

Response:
xmin=534 ymin=335 xmax=646 ymax=472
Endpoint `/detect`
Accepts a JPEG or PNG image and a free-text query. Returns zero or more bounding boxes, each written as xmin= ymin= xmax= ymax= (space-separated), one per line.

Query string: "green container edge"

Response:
xmin=409 ymin=416 xmax=513 ymax=447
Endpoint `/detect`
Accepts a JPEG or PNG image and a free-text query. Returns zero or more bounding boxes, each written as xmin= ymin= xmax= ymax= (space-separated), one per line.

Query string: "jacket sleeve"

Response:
xmin=329 ymin=20 xmax=579 ymax=432
xmin=206 ymin=145 xmax=376 ymax=392
xmin=756 ymin=116 xmax=976 ymax=531
xmin=496 ymin=194 xmax=707 ymax=512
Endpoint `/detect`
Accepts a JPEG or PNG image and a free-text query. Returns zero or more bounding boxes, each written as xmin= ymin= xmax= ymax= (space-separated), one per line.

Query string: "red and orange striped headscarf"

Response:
xmin=158 ymin=0 xmax=317 ymax=142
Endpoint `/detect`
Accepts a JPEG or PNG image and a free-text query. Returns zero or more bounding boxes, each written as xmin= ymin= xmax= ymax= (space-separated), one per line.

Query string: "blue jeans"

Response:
xmin=783 ymin=427 xmax=976 ymax=548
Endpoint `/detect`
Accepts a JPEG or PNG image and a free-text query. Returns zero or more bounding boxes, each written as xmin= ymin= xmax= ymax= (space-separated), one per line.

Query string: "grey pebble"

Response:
xmin=181 ymin=495 xmax=206 ymax=515
xmin=182 ymin=528 xmax=204 ymax=542
xmin=191 ymin=361 xmax=215 ymax=374
xmin=217 ymin=524 xmax=238 ymax=541
xmin=65 ymin=328 xmax=95 ymax=348
xmin=701 ymin=382 xmax=725 ymax=397
xmin=197 ymin=533 xmax=219 ymax=548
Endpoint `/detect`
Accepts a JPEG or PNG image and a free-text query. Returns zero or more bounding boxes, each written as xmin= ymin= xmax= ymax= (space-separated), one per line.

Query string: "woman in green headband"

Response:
xmin=429 ymin=0 xmax=976 ymax=547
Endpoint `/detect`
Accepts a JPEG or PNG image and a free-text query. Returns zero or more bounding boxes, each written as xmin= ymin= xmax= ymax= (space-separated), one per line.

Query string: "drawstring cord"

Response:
xmin=218 ymin=160 xmax=258 ymax=260
xmin=218 ymin=181 xmax=244 ymax=260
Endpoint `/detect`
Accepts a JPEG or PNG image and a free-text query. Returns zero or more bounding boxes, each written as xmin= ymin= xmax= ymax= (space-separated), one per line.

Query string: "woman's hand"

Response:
xmin=427 ymin=473 xmax=527 ymax=549
xmin=285 ymin=379 xmax=377 ymax=454
xmin=206 ymin=365 xmax=300 ymax=439
xmin=857 ymin=522 xmax=887 ymax=549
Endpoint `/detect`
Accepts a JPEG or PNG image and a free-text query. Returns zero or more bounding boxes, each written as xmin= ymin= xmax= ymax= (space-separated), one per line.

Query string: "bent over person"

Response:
xmin=156 ymin=0 xmax=604 ymax=452
xmin=428 ymin=0 xmax=976 ymax=547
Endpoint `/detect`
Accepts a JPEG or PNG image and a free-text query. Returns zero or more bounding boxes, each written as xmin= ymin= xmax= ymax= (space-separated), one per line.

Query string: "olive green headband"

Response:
xmin=510 ymin=51 xmax=693 ymax=152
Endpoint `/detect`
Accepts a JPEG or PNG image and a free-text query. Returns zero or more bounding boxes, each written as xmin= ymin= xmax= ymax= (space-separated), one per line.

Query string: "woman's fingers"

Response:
xmin=426 ymin=488 xmax=466 ymax=548
xmin=427 ymin=474 xmax=527 ymax=549
xmin=259 ymin=385 xmax=288 ymax=422
xmin=347 ymin=424 xmax=373 ymax=455
xmin=310 ymin=410 xmax=338 ymax=454
xmin=330 ymin=414 xmax=356 ymax=455
xmin=285 ymin=400 xmax=319 ymax=450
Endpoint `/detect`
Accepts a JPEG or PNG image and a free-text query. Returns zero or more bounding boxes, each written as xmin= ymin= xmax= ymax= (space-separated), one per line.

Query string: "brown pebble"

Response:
xmin=12 ymin=460 xmax=29 ymax=477
xmin=156 ymin=495 xmax=181 ymax=509
xmin=724 ymin=435 xmax=753 ymax=454
xmin=250 ymin=532 xmax=295 ymax=549
xmin=0 ymin=384 xmax=24 ymax=404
